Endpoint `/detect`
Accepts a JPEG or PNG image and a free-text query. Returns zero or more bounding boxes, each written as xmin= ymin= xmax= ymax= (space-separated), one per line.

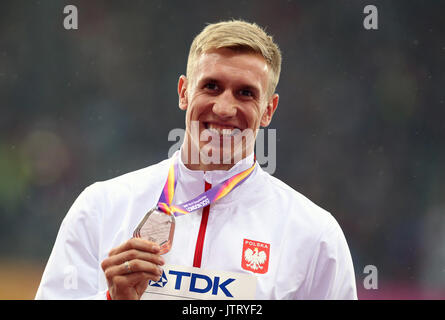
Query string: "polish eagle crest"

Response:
xmin=244 ymin=247 xmax=267 ymax=271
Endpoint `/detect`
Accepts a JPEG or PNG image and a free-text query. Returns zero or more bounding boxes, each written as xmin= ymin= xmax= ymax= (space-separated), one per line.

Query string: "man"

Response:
xmin=36 ymin=20 xmax=357 ymax=300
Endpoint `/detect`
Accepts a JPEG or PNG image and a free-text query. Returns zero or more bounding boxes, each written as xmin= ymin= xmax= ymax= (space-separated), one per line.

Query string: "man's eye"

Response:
xmin=204 ymin=83 xmax=218 ymax=90
xmin=239 ymin=89 xmax=253 ymax=97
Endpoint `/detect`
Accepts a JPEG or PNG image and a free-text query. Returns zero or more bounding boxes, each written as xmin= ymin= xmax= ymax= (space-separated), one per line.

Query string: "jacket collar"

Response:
xmin=175 ymin=148 xmax=255 ymax=186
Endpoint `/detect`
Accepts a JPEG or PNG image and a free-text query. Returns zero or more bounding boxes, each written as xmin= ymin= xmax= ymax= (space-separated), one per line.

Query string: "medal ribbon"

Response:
xmin=156 ymin=155 xmax=256 ymax=217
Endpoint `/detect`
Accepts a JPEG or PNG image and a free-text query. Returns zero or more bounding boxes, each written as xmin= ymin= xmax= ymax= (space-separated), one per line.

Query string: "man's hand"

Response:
xmin=101 ymin=238 xmax=165 ymax=300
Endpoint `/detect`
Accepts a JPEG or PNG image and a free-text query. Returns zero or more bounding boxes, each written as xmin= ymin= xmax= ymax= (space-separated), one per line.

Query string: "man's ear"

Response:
xmin=178 ymin=75 xmax=188 ymax=111
xmin=260 ymin=93 xmax=279 ymax=127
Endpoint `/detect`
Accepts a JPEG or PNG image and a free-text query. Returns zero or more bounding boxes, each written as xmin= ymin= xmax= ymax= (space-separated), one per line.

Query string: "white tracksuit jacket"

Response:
xmin=35 ymin=151 xmax=357 ymax=299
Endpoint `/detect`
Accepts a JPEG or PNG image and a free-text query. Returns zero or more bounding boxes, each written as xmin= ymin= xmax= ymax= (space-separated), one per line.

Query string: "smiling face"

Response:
xmin=178 ymin=48 xmax=279 ymax=171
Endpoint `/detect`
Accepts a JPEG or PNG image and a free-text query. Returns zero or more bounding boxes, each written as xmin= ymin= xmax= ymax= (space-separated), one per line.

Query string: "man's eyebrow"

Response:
xmin=198 ymin=77 xmax=261 ymax=92
xmin=241 ymin=84 xmax=260 ymax=92
xmin=198 ymin=77 xmax=219 ymax=85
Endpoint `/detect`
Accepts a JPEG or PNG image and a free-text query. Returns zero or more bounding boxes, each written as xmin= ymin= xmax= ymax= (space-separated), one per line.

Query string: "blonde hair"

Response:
xmin=186 ymin=20 xmax=282 ymax=98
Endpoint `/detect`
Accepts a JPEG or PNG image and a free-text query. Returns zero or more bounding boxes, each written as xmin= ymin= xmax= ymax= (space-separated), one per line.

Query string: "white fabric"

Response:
xmin=35 ymin=151 xmax=357 ymax=299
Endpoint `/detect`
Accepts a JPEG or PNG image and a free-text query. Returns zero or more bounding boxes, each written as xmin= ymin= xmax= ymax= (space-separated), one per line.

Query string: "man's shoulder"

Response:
xmin=105 ymin=157 xmax=171 ymax=184
xmin=255 ymin=168 xmax=337 ymax=228
xmin=84 ymin=157 xmax=171 ymax=198
xmin=256 ymin=169 xmax=349 ymax=256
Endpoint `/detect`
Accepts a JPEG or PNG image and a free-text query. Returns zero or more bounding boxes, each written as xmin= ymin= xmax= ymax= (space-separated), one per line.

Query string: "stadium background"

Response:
xmin=1 ymin=0 xmax=444 ymax=299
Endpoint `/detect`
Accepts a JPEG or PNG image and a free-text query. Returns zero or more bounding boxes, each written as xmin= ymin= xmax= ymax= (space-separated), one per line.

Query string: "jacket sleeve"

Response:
xmin=302 ymin=218 xmax=358 ymax=300
xmin=35 ymin=184 xmax=107 ymax=299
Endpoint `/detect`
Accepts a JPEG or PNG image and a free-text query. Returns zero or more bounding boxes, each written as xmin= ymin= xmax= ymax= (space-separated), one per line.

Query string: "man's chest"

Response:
xmin=162 ymin=204 xmax=307 ymax=299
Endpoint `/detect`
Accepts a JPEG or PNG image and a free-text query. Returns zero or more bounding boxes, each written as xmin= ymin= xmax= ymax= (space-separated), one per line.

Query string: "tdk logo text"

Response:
xmin=150 ymin=269 xmax=235 ymax=297
xmin=148 ymin=270 xmax=168 ymax=287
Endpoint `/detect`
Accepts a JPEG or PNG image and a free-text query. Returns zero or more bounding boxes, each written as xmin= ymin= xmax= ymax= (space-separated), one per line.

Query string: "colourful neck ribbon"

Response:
xmin=156 ymin=156 xmax=256 ymax=217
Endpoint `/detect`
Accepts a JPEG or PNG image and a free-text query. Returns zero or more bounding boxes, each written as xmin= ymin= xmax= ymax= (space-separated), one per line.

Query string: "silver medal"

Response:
xmin=133 ymin=207 xmax=175 ymax=255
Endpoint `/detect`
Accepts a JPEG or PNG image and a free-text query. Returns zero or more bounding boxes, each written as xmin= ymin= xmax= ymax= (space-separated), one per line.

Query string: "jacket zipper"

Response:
xmin=193 ymin=181 xmax=211 ymax=268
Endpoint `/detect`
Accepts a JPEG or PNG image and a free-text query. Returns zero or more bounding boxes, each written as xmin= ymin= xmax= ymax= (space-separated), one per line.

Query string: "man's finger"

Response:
xmin=108 ymin=238 xmax=160 ymax=256
xmin=104 ymin=259 xmax=163 ymax=280
xmin=101 ymin=249 xmax=164 ymax=272
xmin=111 ymin=271 xmax=163 ymax=292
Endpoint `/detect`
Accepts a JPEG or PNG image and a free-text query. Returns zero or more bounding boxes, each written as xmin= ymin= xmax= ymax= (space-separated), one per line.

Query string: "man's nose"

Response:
xmin=212 ymin=90 xmax=238 ymax=119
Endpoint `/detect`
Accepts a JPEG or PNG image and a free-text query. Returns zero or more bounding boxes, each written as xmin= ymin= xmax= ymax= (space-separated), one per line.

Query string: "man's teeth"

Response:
xmin=207 ymin=124 xmax=238 ymax=136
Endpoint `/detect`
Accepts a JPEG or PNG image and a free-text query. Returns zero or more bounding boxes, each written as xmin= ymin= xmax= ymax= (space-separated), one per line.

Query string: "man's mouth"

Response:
xmin=203 ymin=122 xmax=241 ymax=137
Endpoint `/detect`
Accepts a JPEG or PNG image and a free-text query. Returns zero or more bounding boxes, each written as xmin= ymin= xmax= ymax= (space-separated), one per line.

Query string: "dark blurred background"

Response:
xmin=1 ymin=0 xmax=444 ymax=299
